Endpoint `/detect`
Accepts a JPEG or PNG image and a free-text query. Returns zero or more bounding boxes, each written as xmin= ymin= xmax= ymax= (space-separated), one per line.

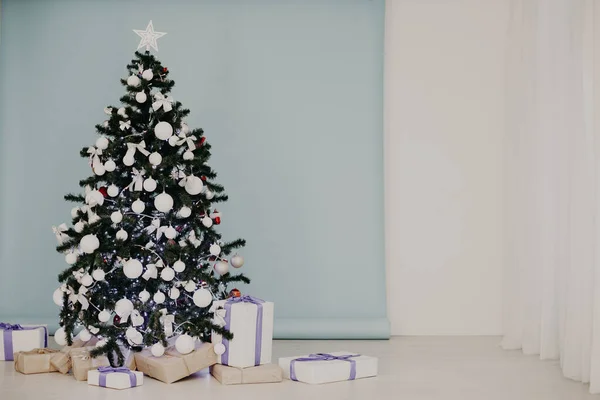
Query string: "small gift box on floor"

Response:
xmin=210 ymin=363 xmax=283 ymax=385
xmin=279 ymin=352 xmax=378 ymax=384
xmin=88 ymin=367 xmax=143 ymax=390
xmin=70 ymin=347 xmax=111 ymax=381
xmin=211 ymin=295 xmax=274 ymax=368
xmin=0 ymin=323 xmax=48 ymax=361
xmin=51 ymin=337 xmax=99 ymax=374
xmin=14 ymin=348 xmax=59 ymax=374
xmin=134 ymin=342 xmax=217 ymax=384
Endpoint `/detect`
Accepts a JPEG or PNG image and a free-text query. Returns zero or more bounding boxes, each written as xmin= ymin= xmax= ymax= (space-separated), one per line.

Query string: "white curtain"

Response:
xmin=502 ymin=0 xmax=600 ymax=393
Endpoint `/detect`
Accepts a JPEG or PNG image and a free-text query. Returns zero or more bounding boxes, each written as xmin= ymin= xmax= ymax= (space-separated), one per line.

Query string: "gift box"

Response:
xmin=14 ymin=348 xmax=59 ymax=374
xmin=279 ymin=352 xmax=378 ymax=384
xmin=70 ymin=347 xmax=111 ymax=381
xmin=88 ymin=367 xmax=143 ymax=390
xmin=211 ymin=296 xmax=274 ymax=368
xmin=51 ymin=337 xmax=99 ymax=374
xmin=210 ymin=363 xmax=283 ymax=385
xmin=0 ymin=323 xmax=48 ymax=361
xmin=134 ymin=342 xmax=217 ymax=384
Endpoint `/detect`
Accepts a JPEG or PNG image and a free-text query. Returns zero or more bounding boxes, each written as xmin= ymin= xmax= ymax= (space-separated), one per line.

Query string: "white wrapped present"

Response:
xmin=88 ymin=367 xmax=143 ymax=390
xmin=211 ymin=295 xmax=274 ymax=368
xmin=0 ymin=323 xmax=48 ymax=361
xmin=279 ymin=352 xmax=378 ymax=384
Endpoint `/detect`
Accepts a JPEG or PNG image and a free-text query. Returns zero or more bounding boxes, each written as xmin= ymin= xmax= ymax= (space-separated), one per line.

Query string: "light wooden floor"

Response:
xmin=0 ymin=337 xmax=596 ymax=400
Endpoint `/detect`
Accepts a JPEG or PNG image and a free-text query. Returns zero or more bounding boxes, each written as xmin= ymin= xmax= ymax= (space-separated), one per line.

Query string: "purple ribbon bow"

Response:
xmin=290 ymin=353 xmax=360 ymax=381
xmin=97 ymin=366 xmax=137 ymax=388
xmin=0 ymin=323 xmax=48 ymax=361
xmin=221 ymin=295 xmax=265 ymax=366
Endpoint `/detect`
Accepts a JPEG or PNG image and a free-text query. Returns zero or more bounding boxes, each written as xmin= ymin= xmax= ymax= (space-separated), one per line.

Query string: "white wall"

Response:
xmin=385 ymin=0 xmax=508 ymax=335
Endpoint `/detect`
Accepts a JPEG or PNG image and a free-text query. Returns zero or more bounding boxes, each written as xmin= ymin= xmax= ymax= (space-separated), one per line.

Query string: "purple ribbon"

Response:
xmin=221 ymin=295 xmax=265 ymax=366
xmin=0 ymin=323 xmax=48 ymax=361
xmin=290 ymin=353 xmax=360 ymax=381
xmin=97 ymin=366 xmax=137 ymax=388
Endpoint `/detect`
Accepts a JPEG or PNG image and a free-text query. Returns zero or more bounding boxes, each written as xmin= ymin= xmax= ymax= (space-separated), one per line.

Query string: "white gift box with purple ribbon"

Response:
xmin=0 ymin=323 xmax=48 ymax=361
xmin=279 ymin=352 xmax=378 ymax=384
xmin=211 ymin=295 xmax=274 ymax=368
xmin=88 ymin=367 xmax=143 ymax=390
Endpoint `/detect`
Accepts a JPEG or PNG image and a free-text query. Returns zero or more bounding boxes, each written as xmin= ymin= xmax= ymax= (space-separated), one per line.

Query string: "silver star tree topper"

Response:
xmin=133 ymin=20 xmax=167 ymax=52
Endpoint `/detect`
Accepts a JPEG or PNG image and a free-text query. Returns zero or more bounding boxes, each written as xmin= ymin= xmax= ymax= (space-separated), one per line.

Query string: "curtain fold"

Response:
xmin=502 ymin=0 xmax=600 ymax=393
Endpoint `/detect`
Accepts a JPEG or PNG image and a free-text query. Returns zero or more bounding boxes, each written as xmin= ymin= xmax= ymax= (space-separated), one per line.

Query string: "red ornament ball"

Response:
xmin=99 ymin=187 xmax=108 ymax=197
xmin=176 ymin=225 xmax=184 ymax=232
xmin=229 ymin=288 xmax=241 ymax=298
xmin=162 ymin=67 xmax=168 ymax=73
xmin=113 ymin=315 xmax=121 ymax=325
xmin=201 ymin=176 xmax=207 ymax=181
xmin=196 ymin=137 xmax=206 ymax=148
xmin=214 ymin=217 xmax=221 ymax=225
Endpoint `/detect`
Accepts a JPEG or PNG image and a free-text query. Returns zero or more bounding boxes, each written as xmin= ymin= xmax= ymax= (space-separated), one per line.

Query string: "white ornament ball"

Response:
xmin=213 ymin=343 xmax=226 ymax=355
xmin=126 ymin=327 xmax=139 ymax=340
xmin=231 ymin=255 xmax=245 ymax=269
xmin=74 ymin=222 xmax=85 ymax=233
xmin=127 ymin=74 xmax=141 ymax=87
xmin=153 ymin=292 xmax=166 ymax=304
xmin=98 ymin=310 xmax=111 ymax=323
xmin=87 ymin=190 xmax=104 ymax=206
xmin=181 ymin=123 xmax=190 ymax=134
xmin=142 ymin=69 xmax=154 ymax=80
xmin=123 ymin=259 xmax=143 ymax=279
xmin=183 ymin=150 xmax=194 ymax=161
xmin=53 ymin=288 xmax=64 ymax=306
xmin=80 ymin=274 xmax=94 ymax=287
xmin=132 ymin=200 xmax=145 ymax=214
xmin=123 ymin=155 xmax=135 ymax=167
xmin=80 ymin=234 xmax=100 ymax=254
xmin=164 ymin=226 xmax=177 ymax=239
xmin=65 ymin=252 xmax=78 ymax=265
xmin=160 ymin=267 xmax=175 ymax=281
xmin=214 ymin=260 xmax=229 ymax=275
xmin=154 ymin=121 xmax=173 ymax=140
xmin=107 ymin=185 xmax=119 ymax=197
xmin=78 ymin=328 xmax=92 ymax=342
xmin=205 ymin=190 xmax=214 ymax=200
xmin=92 ymin=269 xmax=105 ymax=281
xmin=202 ymin=216 xmax=213 ymax=228
xmin=115 ymin=298 xmax=134 ymax=317
xmin=175 ymin=334 xmax=195 ymax=355
xmin=139 ymin=290 xmax=151 ymax=303
xmin=54 ymin=327 xmax=67 ymax=346
xmin=151 ymin=342 xmax=165 ymax=357
xmin=111 ymin=211 xmax=123 ymax=224
xmin=184 ymin=281 xmax=196 ymax=292
xmin=96 ymin=339 xmax=107 ymax=348
xmin=95 ymin=137 xmax=109 ymax=150
xmin=173 ymin=260 xmax=185 ymax=273
xmin=168 ymin=136 xmax=179 ymax=146
xmin=184 ymin=175 xmax=203 ymax=195
xmin=169 ymin=287 xmax=180 ymax=300
xmin=149 ymin=152 xmax=162 ymax=166
xmin=193 ymin=288 xmax=213 ymax=308
xmin=135 ymin=92 xmax=147 ymax=103
xmin=154 ymin=192 xmax=174 ymax=213
xmin=116 ymin=229 xmax=128 ymax=241
xmin=143 ymin=178 xmax=157 ymax=192
xmin=71 ymin=207 xmax=80 ymax=218
xmin=117 ymin=107 xmax=127 ymax=117
xmin=177 ymin=206 xmax=192 ymax=219
xmin=94 ymin=164 xmax=106 ymax=176
xmin=104 ymin=159 xmax=116 ymax=172
xmin=209 ymin=244 xmax=221 ymax=256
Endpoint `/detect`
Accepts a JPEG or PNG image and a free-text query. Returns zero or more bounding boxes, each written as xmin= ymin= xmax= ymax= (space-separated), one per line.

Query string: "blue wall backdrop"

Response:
xmin=0 ymin=0 xmax=388 ymax=338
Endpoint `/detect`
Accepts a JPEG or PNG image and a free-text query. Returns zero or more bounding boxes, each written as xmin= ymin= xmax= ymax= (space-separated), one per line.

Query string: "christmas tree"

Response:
xmin=52 ymin=22 xmax=248 ymax=366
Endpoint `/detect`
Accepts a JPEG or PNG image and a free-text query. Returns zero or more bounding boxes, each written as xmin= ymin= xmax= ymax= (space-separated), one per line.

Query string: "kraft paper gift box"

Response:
xmin=51 ymin=337 xmax=99 ymax=374
xmin=279 ymin=352 xmax=378 ymax=384
xmin=0 ymin=323 xmax=48 ymax=361
xmin=88 ymin=367 xmax=143 ymax=390
xmin=70 ymin=347 xmax=111 ymax=381
xmin=14 ymin=348 xmax=59 ymax=374
xmin=134 ymin=342 xmax=217 ymax=384
xmin=211 ymin=295 xmax=274 ymax=368
xmin=210 ymin=363 xmax=283 ymax=385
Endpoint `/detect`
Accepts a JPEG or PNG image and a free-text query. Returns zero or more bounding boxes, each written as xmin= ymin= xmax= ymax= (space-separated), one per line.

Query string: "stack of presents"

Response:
xmin=1 ymin=296 xmax=378 ymax=389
